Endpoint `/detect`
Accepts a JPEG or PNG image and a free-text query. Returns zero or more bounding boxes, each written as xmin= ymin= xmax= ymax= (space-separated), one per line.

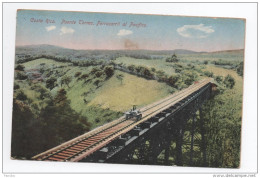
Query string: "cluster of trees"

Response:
xmin=236 ymin=62 xmax=243 ymax=77
xmin=166 ymin=54 xmax=179 ymax=63
xmin=116 ymin=63 xmax=199 ymax=90
xmin=124 ymin=53 xmax=153 ymax=60
xmin=42 ymin=65 xmax=115 ymax=92
xmin=212 ymin=59 xmax=244 ymax=77
xmin=15 ymin=64 xmax=28 ymax=80
xmin=213 ymin=74 xmax=235 ymax=89
xmin=213 ymin=59 xmax=235 ymax=66
xmin=75 ymin=65 xmax=115 ymax=88
xmin=126 ymin=64 xmax=154 ymax=79
xmin=201 ymin=85 xmax=241 ymax=168
xmin=12 ymin=85 xmax=91 ymax=159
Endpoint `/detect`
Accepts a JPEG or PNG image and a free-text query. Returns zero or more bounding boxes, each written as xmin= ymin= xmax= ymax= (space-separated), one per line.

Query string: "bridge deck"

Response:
xmin=32 ymin=78 xmax=213 ymax=162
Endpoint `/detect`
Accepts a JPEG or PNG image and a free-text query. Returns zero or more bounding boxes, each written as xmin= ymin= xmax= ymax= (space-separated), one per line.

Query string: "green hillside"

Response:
xmin=21 ymin=58 xmax=173 ymax=129
xmin=88 ymin=70 xmax=173 ymax=112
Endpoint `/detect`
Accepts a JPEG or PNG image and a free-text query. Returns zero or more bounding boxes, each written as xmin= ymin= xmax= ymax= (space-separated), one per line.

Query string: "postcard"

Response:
xmin=12 ymin=9 xmax=245 ymax=168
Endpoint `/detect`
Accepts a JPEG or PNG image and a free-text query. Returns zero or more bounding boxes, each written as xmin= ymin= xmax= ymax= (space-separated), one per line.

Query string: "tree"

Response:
xmin=201 ymin=87 xmax=241 ymax=168
xmin=14 ymin=82 xmax=20 ymax=90
xmin=104 ymin=65 xmax=114 ymax=79
xmin=166 ymin=53 xmax=179 ymax=63
xmin=74 ymin=72 xmax=82 ymax=78
xmin=95 ymin=70 xmax=104 ymax=78
xmin=127 ymin=65 xmax=135 ymax=72
xmin=204 ymin=71 xmax=214 ymax=77
xmin=16 ymin=89 xmax=27 ymax=101
xmin=236 ymin=62 xmax=243 ymax=77
xmin=116 ymin=74 xmax=124 ymax=85
xmin=15 ymin=64 xmax=25 ymax=71
xmin=61 ymin=75 xmax=72 ymax=88
xmin=80 ymin=74 xmax=89 ymax=80
xmin=182 ymin=70 xmax=198 ymax=86
xmin=54 ymin=88 xmax=68 ymax=106
xmin=16 ymin=71 xmax=27 ymax=80
xmin=39 ymin=89 xmax=91 ymax=151
xmin=156 ymin=70 xmax=167 ymax=82
xmin=46 ymin=77 xmax=57 ymax=90
xmin=171 ymin=53 xmax=179 ymax=62
xmin=143 ymin=67 xmax=154 ymax=79
xmin=11 ymin=99 xmax=38 ymax=158
xmin=38 ymin=86 xmax=51 ymax=100
xmin=93 ymin=79 xmax=102 ymax=87
xmin=167 ymin=75 xmax=180 ymax=88
xmin=215 ymin=75 xmax=223 ymax=83
xmin=90 ymin=67 xmax=100 ymax=74
xmin=224 ymin=75 xmax=235 ymax=89
xmin=203 ymin=60 xmax=209 ymax=65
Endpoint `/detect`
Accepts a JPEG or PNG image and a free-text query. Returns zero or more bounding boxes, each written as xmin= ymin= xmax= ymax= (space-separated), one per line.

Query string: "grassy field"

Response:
xmin=23 ymin=58 xmax=72 ymax=70
xmin=178 ymin=51 xmax=244 ymax=62
xmin=115 ymin=57 xmax=175 ymax=75
xmin=88 ymin=70 xmax=173 ymax=112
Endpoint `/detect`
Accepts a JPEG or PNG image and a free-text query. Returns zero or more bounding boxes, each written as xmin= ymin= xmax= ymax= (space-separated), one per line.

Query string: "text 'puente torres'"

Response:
xmin=32 ymin=78 xmax=217 ymax=166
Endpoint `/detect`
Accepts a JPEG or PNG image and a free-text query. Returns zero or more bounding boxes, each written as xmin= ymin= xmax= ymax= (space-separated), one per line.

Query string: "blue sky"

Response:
xmin=16 ymin=10 xmax=245 ymax=52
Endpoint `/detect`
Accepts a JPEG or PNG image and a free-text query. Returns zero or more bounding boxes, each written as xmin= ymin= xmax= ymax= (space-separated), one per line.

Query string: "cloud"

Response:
xmin=117 ymin=29 xmax=133 ymax=36
xmin=45 ymin=25 xmax=56 ymax=32
xmin=60 ymin=26 xmax=75 ymax=35
xmin=177 ymin=24 xmax=214 ymax=38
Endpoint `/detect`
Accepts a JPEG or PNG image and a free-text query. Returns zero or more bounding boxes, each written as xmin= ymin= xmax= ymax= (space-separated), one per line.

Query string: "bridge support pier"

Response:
xmin=175 ymin=116 xmax=184 ymax=166
xmin=189 ymin=114 xmax=196 ymax=166
xmin=164 ymin=142 xmax=170 ymax=165
xmin=199 ymin=108 xmax=207 ymax=167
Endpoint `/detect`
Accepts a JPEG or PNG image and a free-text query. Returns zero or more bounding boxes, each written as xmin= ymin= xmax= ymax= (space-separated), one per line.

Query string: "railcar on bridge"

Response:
xmin=124 ymin=105 xmax=142 ymax=120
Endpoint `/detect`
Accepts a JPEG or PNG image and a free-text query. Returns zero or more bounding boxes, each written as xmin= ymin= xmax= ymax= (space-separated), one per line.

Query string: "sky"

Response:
xmin=16 ymin=10 xmax=245 ymax=52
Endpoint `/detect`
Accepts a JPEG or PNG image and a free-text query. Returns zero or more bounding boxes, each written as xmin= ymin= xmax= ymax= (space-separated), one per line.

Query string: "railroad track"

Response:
xmin=32 ymin=78 xmax=212 ymax=162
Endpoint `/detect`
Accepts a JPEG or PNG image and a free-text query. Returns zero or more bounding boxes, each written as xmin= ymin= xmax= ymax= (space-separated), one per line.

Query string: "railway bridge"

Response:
xmin=32 ymin=78 xmax=216 ymax=166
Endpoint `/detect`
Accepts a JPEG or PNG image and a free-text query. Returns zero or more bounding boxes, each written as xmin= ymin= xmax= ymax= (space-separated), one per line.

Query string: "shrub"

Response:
xmin=236 ymin=62 xmax=243 ymax=77
xmin=127 ymin=65 xmax=135 ymax=72
xmin=182 ymin=71 xmax=198 ymax=86
xmin=74 ymin=72 xmax=82 ymax=78
xmin=15 ymin=64 xmax=25 ymax=71
xmin=16 ymin=71 xmax=27 ymax=80
xmin=16 ymin=90 xmax=27 ymax=101
xmin=167 ymin=75 xmax=180 ymax=87
xmin=90 ymin=67 xmax=100 ymax=74
xmin=166 ymin=53 xmax=179 ymax=63
xmin=14 ymin=82 xmax=20 ymax=90
xmin=215 ymin=75 xmax=223 ymax=83
xmin=204 ymin=71 xmax=214 ymax=77
xmin=224 ymin=74 xmax=235 ymax=89
xmin=46 ymin=77 xmax=57 ymax=90
xmin=61 ymin=75 xmax=72 ymax=88
xmin=95 ymin=71 xmax=104 ymax=78
xmin=104 ymin=66 xmax=114 ymax=78
xmin=80 ymin=74 xmax=89 ymax=80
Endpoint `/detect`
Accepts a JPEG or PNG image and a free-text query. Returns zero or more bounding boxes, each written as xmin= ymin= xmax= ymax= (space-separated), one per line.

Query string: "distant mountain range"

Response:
xmin=16 ymin=44 xmax=244 ymax=54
